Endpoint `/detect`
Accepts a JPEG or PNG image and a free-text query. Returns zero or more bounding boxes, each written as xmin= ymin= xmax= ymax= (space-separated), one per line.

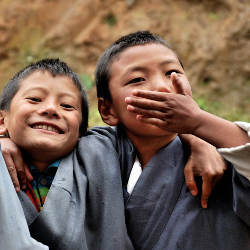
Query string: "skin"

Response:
xmin=100 ymin=44 xmax=186 ymax=167
xmin=125 ymin=73 xmax=250 ymax=148
xmin=98 ymin=43 xmax=226 ymax=208
xmin=0 ymin=71 xmax=82 ymax=173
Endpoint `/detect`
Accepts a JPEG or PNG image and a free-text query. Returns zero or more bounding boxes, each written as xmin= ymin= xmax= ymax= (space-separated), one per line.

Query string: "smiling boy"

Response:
xmin=1 ymin=70 xmax=82 ymax=172
xmin=95 ymin=31 xmax=250 ymax=250
xmin=0 ymin=58 xmax=132 ymax=250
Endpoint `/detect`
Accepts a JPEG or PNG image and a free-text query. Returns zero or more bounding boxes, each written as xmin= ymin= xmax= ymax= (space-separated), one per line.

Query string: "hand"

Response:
xmin=125 ymin=72 xmax=202 ymax=134
xmin=182 ymin=135 xmax=227 ymax=208
xmin=0 ymin=138 xmax=32 ymax=191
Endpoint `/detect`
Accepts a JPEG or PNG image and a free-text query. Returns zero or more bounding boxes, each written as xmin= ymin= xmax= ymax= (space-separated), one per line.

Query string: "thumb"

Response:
xmin=171 ymin=72 xmax=192 ymax=96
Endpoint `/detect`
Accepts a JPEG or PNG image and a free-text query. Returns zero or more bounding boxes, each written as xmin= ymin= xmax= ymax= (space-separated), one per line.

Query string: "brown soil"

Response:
xmin=0 ymin=0 xmax=249 ymax=123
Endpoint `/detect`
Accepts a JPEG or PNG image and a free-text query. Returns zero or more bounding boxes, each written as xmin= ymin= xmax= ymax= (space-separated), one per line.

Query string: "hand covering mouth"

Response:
xmin=30 ymin=123 xmax=64 ymax=134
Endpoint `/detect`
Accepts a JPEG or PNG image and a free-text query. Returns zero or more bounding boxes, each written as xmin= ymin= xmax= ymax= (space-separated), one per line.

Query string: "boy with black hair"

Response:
xmin=0 ymin=39 xmax=241 ymax=249
xmin=0 ymin=58 xmax=133 ymax=250
xmin=95 ymin=31 xmax=250 ymax=250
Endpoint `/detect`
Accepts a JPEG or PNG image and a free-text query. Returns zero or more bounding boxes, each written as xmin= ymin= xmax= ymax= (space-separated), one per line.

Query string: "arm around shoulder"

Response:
xmin=218 ymin=122 xmax=250 ymax=181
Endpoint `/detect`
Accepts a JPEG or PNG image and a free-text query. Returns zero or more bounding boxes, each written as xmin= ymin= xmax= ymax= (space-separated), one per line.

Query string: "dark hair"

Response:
xmin=95 ymin=30 xmax=184 ymax=101
xmin=0 ymin=58 xmax=88 ymax=136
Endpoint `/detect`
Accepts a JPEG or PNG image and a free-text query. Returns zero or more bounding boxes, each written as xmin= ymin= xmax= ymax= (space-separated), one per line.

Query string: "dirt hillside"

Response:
xmin=0 ymin=0 xmax=249 ymax=124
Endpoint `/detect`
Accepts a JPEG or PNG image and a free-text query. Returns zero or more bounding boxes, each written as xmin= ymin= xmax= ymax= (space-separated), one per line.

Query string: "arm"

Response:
xmin=217 ymin=122 xmax=250 ymax=180
xmin=125 ymin=72 xmax=250 ymax=148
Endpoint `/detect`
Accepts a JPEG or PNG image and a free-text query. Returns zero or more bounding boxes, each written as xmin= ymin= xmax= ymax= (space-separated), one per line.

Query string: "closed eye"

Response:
xmin=26 ymin=97 xmax=41 ymax=102
xmin=165 ymin=70 xmax=180 ymax=76
xmin=127 ymin=77 xmax=145 ymax=85
xmin=61 ymin=103 xmax=75 ymax=110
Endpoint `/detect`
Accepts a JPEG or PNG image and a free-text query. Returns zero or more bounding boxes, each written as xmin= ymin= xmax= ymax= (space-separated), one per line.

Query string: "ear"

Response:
xmin=0 ymin=110 xmax=8 ymax=136
xmin=98 ymin=98 xmax=119 ymax=126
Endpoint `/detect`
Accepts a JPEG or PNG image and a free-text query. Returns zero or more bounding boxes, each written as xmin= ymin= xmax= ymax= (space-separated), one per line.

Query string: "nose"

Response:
xmin=38 ymin=100 xmax=60 ymax=118
xmin=151 ymin=76 xmax=172 ymax=93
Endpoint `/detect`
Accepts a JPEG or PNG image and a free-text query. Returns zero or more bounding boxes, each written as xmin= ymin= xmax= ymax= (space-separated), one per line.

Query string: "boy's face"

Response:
xmin=3 ymin=71 xmax=82 ymax=159
xmin=103 ymin=43 xmax=188 ymax=140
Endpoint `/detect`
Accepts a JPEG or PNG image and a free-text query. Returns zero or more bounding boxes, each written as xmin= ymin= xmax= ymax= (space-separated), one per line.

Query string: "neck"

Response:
xmin=24 ymin=151 xmax=57 ymax=172
xmin=127 ymin=133 xmax=177 ymax=168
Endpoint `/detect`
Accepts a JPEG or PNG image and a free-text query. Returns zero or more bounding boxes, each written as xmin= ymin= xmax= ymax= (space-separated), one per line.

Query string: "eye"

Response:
xmin=165 ymin=70 xmax=180 ymax=76
xmin=126 ymin=77 xmax=145 ymax=85
xmin=26 ymin=97 xmax=41 ymax=102
xmin=61 ymin=103 xmax=75 ymax=110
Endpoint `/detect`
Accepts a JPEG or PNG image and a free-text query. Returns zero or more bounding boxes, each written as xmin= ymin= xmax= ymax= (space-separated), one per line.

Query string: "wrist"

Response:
xmin=180 ymin=134 xmax=212 ymax=153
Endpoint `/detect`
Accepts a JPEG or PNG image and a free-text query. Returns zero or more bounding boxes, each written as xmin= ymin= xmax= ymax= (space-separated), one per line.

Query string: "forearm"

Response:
xmin=192 ymin=110 xmax=250 ymax=148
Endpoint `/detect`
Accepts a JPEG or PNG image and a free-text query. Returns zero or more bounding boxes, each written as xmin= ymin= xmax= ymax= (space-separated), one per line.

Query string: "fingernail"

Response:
xmin=202 ymin=202 xmax=207 ymax=209
xmin=125 ymin=97 xmax=131 ymax=103
xmin=127 ymin=105 xmax=134 ymax=111
xmin=15 ymin=187 xmax=20 ymax=192
xmin=191 ymin=190 xmax=196 ymax=196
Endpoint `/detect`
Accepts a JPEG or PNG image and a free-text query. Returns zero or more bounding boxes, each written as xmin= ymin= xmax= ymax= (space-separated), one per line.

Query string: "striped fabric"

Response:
xmin=25 ymin=160 xmax=60 ymax=212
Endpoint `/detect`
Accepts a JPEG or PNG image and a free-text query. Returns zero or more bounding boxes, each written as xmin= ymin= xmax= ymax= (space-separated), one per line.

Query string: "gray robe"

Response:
xmin=115 ymin=130 xmax=250 ymax=250
xmin=0 ymin=129 xmax=133 ymax=250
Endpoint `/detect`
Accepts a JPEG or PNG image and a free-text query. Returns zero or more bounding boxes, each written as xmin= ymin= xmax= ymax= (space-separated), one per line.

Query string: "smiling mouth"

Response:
xmin=30 ymin=123 xmax=64 ymax=134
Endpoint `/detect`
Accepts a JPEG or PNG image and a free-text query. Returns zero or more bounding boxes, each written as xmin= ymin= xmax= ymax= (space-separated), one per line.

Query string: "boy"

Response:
xmin=95 ymin=31 xmax=250 ymax=250
xmin=124 ymin=71 xmax=250 ymax=174
xmin=0 ymin=58 xmax=133 ymax=250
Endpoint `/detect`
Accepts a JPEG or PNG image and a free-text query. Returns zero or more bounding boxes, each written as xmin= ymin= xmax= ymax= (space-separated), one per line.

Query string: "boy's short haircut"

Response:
xmin=95 ymin=30 xmax=184 ymax=101
xmin=0 ymin=58 xmax=88 ymax=136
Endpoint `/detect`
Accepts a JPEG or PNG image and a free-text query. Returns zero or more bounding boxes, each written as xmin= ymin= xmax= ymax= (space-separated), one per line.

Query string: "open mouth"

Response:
xmin=30 ymin=123 xmax=64 ymax=134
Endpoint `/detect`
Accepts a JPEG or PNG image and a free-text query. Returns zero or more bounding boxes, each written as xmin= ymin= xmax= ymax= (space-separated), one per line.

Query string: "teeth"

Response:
xmin=32 ymin=124 xmax=60 ymax=133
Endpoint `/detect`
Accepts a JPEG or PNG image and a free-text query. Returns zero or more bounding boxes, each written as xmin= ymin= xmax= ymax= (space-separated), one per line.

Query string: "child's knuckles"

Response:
xmin=8 ymin=165 xmax=16 ymax=174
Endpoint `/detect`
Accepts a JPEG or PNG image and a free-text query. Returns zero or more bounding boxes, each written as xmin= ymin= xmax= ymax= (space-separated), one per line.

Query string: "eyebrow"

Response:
xmin=159 ymin=59 xmax=180 ymax=66
xmin=125 ymin=59 xmax=180 ymax=75
xmin=22 ymin=86 xmax=78 ymax=99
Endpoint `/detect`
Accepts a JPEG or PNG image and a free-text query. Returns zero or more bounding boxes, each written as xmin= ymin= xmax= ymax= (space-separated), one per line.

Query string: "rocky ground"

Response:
xmin=0 ymin=0 xmax=249 ymax=125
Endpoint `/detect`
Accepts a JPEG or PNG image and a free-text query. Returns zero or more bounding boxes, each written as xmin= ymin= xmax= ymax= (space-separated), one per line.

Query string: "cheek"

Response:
xmin=69 ymin=114 xmax=82 ymax=133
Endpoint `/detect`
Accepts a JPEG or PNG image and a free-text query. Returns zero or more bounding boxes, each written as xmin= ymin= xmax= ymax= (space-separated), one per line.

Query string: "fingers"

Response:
xmin=2 ymin=153 xmax=20 ymax=192
xmin=12 ymin=150 xmax=28 ymax=190
xmin=201 ymin=177 xmax=214 ymax=209
xmin=130 ymin=90 xmax=167 ymax=101
xmin=171 ymin=72 xmax=192 ymax=96
xmin=136 ymin=116 xmax=167 ymax=129
xmin=0 ymin=138 xmax=28 ymax=191
xmin=125 ymin=94 xmax=168 ymax=112
xmin=127 ymin=103 xmax=168 ymax=120
xmin=184 ymin=158 xmax=198 ymax=196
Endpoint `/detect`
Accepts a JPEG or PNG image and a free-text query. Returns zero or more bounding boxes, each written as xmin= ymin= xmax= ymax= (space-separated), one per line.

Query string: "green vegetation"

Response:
xmin=103 ymin=12 xmax=117 ymax=27
xmin=80 ymin=74 xmax=95 ymax=90
xmin=17 ymin=47 xmax=54 ymax=68
xmin=209 ymin=12 xmax=217 ymax=20
xmin=194 ymin=95 xmax=250 ymax=122
xmin=88 ymin=106 xmax=105 ymax=128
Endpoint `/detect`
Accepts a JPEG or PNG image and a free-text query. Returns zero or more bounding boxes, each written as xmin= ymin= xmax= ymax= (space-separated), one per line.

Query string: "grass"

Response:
xmin=194 ymin=95 xmax=250 ymax=122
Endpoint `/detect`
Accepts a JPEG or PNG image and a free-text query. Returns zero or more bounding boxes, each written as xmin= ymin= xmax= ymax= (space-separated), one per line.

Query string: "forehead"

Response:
xmin=18 ymin=70 xmax=80 ymax=96
xmin=110 ymin=43 xmax=180 ymax=76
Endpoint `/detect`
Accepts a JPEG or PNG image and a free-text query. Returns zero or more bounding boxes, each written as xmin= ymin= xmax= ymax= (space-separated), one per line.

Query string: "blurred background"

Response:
xmin=0 ymin=0 xmax=249 ymax=127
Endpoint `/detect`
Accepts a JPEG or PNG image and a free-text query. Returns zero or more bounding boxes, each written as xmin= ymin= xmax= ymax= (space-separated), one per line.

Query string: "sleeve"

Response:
xmin=0 ymin=151 xmax=49 ymax=250
xmin=217 ymin=121 xmax=250 ymax=180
